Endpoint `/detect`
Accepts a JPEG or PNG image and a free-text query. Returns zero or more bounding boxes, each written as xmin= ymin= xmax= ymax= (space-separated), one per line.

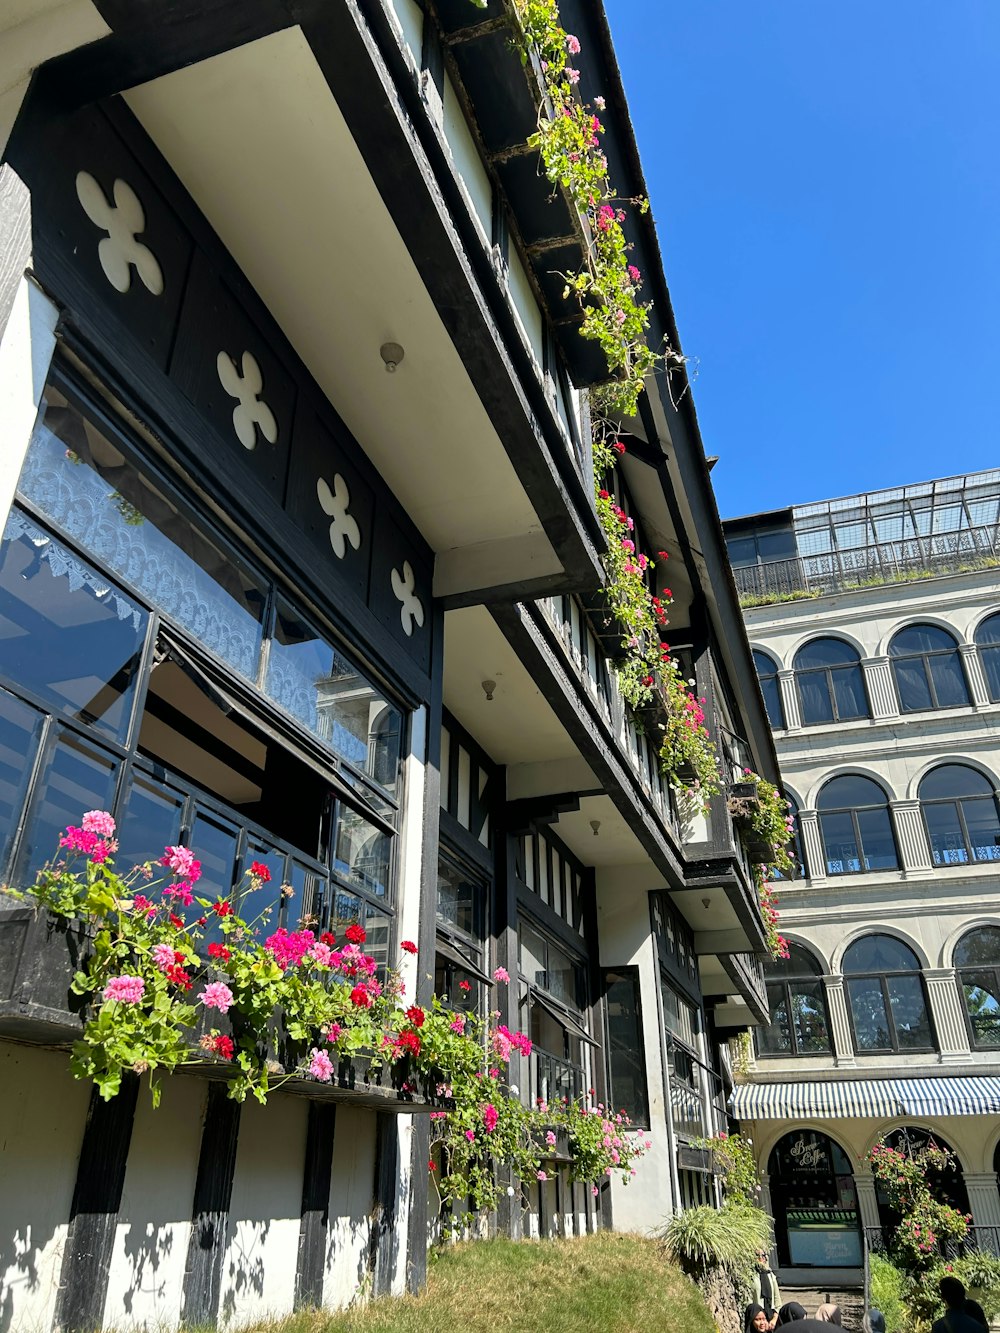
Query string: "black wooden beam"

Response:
xmin=54 ymin=1075 xmax=140 ymax=1333
xmin=180 ymin=1084 xmax=242 ymax=1329
xmin=371 ymin=1113 xmax=399 ymax=1298
xmin=294 ymin=1102 xmax=336 ymax=1310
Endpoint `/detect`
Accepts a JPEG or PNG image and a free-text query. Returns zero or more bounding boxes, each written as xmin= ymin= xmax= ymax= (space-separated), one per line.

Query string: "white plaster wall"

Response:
xmin=442 ymin=72 xmax=493 ymax=247
xmin=506 ymin=245 xmax=545 ymax=372
xmin=218 ymin=1093 xmax=308 ymax=1329
xmin=384 ymin=0 xmax=423 ymax=71
xmin=0 ymin=1041 xmax=91 ymax=1333
xmin=0 ymin=277 xmax=59 ymax=529
xmin=325 ymin=1106 xmax=377 ymax=1310
xmin=596 ymin=863 xmax=677 ymax=1232
xmin=103 ymin=1076 xmax=207 ymax=1332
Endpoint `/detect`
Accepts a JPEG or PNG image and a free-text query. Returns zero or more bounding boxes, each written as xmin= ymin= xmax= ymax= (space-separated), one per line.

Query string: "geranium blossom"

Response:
xmin=493 ymin=966 xmax=510 ymax=983
xmin=344 ymin=922 xmax=366 ymax=944
xmin=350 ymin=985 xmax=372 ymax=1008
xmin=103 ymin=975 xmax=145 ymax=1004
xmin=400 ymin=939 xmax=417 ymax=954
xmin=161 ymin=845 xmax=201 ymax=882
xmin=199 ymin=981 xmax=234 ymax=1014
xmin=249 ymin=860 xmax=271 ymax=883
xmin=82 ymin=810 xmax=116 ymax=837
xmin=308 ymin=1048 xmax=334 ymax=1082
xmin=200 ymin=1032 xmax=234 ymax=1061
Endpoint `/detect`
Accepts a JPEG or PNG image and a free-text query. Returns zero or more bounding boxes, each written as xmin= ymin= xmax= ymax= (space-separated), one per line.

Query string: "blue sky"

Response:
xmin=604 ymin=1 xmax=1000 ymax=519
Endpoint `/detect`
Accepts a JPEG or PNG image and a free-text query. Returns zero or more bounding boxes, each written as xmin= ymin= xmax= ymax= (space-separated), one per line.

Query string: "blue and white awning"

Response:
xmin=731 ymin=1077 xmax=1000 ymax=1120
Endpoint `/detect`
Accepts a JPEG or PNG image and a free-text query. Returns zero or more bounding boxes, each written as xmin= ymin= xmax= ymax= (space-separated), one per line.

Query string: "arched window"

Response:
xmin=753 ymin=650 xmax=785 ymax=730
xmin=817 ymin=776 xmax=898 ymax=875
xmin=954 ymin=925 xmax=1000 ymax=1048
xmin=974 ymin=613 xmax=1000 ymax=702
xmin=843 ymin=935 xmax=934 ymax=1053
xmin=767 ymin=1131 xmax=861 ymax=1269
xmin=919 ymin=764 xmax=1000 ymax=866
xmin=889 ymin=624 xmax=969 ymax=712
xmin=772 ymin=794 xmax=804 ymax=880
xmin=757 ymin=943 xmax=831 ymax=1057
xmin=876 ymin=1128 xmax=969 ymax=1233
xmin=794 ymin=639 xmax=869 ymax=726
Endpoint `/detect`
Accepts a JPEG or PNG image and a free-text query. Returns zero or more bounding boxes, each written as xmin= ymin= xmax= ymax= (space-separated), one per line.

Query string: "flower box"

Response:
xmin=744 ymin=836 xmax=774 ymax=864
xmin=729 ymin=782 xmax=759 ymax=801
xmin=533 ymin=1124 xmax=573 ymax=1164
xmin=0 ymin=905 xmax=90 ymax=1045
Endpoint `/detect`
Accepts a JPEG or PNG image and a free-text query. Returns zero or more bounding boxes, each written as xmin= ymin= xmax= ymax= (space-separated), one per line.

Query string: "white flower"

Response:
xmin=509 ymin=1084 xmax=519 ymax=1095
xmin=506 ymin=1186 xmax=515 ymax=1197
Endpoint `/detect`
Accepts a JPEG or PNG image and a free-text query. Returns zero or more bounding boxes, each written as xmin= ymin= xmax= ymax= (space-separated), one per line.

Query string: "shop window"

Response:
xmin=753 ymin=650 xmax=785 ymax=730
xmin=817 ymin=775 xmax=898 ymax=875
xmin=843 ymin=935 xmax=934 ymax=1053
xmin=794 ymin=639 xmax=869 ymax=726
xmin=889 ymin=624 xmax=970 ymax=712
xmin=975 ymin=613 xmax=1000 ymax=702
xmin=604 ymin=968 xmax=649 ymax=1128
xmin=757 ymin=944 xmax=831 ymax=1057
xmin=954 ymin=925 xmax=1000 ymax=1048
xmin=919 ymin=764 xmax=1000 ymax=867
xmin=768 ymin=1130 xmax=861 ymax=1268
xmin=435 ymin=853 xmax=490 ymax=1011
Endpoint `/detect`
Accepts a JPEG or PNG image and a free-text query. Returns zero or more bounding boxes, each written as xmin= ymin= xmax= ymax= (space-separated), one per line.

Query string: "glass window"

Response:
xmin=117 ymin=774 xmax=185 ymax=869
xmin=16 ymin=729 xmax=120 ymax=884
xmin=794 ymin=639 xmax=869 ymax=726
xmin=974 ymin=613 xmax=1000 ymax=702
xmin=435 ymin=853 xmax=488 ymax=1013
xmin=437 ymin=858 xmax=485 ymax=940
xmin=0 ymin=690 xmax=45 ymax=878
xmin=266 ymin=600 xmax=402 ymax=794
xmin=843 ymin=935 xmax=934 ymax=1053
xmin=757 ymin=944 xmax=831 ymax=1057
xmin=817 ymin=776 xmax=898 ymax=875
xmin=919 ymin=764 xmax=1000 ymax=866
xmin=753 ymin=651 xmax=785 ymax=729
xmin=955 ymin=927 xmax=1000 ymax=1049
xmin=604 ymin=969 xmax=649 ymax=1127
xmin=889 ymin=625 xmax=969 ymax=713
xmin=0 ymin=512 xmax=148 ymax=744
xmin=662 ymin=980 xmax=697 ymax=1047
xmin=772 ymin=794 xmax=804 ymax=880
xmin=332 ymin=802 xmax=391 ymax=903
xmin=18 ymin=390 xmax=266 ymax=681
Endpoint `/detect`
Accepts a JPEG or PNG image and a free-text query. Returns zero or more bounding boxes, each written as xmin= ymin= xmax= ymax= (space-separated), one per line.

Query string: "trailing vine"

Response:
xmin=728 ymin=770 xmax=795 ymax=958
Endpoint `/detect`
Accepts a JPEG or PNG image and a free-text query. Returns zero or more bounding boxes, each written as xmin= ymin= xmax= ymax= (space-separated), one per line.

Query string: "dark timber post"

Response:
xmin=180 ymin=1083 xmax=242 ymax=1328
xmin=294 ymin=1102 xmax=336 ymax=1310
xmin=54 ymin=1075 xmax=140 ymax=1333
xmin=371 ymin=1112 xmax=399 ymax=1297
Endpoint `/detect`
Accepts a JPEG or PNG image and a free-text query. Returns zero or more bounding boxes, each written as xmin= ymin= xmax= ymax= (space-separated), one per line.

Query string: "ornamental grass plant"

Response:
xmin=205 ymin=1233 xmax=716 ymax=1333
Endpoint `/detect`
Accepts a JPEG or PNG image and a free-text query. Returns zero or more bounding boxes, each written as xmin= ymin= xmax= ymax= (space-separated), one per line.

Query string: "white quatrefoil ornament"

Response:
xmin=75 ymin=172 xmax=164 ymax=296
xmin=316 ymin=474 xmax=361 ymax=559
xmin=216 ymin=351 xmax=278 ymax=450
xmin=390 ymin=561 xmax=425 ymax=637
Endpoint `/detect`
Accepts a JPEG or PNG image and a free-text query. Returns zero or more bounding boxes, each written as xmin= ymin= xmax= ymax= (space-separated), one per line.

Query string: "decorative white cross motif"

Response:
xmin=75 ymin=172 xmax=165 ymax=296
xmin=316 ymin=474 xmax=362 ymax=559
xmin=216 ymin=351 xmax=279 ymax=450
xmin=390 ymin=561 xmax=425 ymax=637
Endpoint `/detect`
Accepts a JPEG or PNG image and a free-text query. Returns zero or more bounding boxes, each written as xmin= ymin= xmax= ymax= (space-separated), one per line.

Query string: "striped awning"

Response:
xmin=731 ymin=1077 xmax=1000 ymax=1120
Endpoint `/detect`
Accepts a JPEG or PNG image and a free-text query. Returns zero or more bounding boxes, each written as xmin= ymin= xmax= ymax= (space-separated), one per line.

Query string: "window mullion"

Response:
xmin=883 ymin=975 xmax=897 ymax=1051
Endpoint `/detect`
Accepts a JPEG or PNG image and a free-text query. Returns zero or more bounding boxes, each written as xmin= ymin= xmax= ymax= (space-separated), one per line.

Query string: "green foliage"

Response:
xmin=663 ymin=1203 xmax=772 ymax=1283
xmin=868 ymin=1138 xmax=970 ymax=1270
xmin=868 ymin=1254 xmax=908 ymax=1333
xmin=689 ymin=1133 xmax=761 ymax=1209
xmin=871 ymin=1251 xmax=1000 ymax=1331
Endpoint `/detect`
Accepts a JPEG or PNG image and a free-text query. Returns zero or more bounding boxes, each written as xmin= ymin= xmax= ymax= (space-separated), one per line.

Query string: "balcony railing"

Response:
xmin=734 ymin=521 xmax=1000 ymax=602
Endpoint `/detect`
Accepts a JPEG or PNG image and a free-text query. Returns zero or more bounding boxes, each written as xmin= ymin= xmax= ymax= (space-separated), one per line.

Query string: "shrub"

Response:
xmin=663 ymin=1203 xmax=772 ymax=1281
xmin=907 ymin=1254 xmax=1000 ymax=1326
xmin=868 ymin=1253 xmax=907 ymax=1333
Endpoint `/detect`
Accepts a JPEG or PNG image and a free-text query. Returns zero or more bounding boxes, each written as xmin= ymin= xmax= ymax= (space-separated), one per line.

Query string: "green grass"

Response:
xmin=240 ymin=1234 xmax=715 ymax=1333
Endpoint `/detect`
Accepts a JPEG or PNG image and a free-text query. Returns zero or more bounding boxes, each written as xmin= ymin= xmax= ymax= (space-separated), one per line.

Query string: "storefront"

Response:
xmin=768 ymin=1130 xmax=862 ymax=1268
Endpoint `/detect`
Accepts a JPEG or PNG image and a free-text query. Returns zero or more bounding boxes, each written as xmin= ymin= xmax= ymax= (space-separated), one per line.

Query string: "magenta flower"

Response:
xmin=308 ymin=1048 xmax=334 ymax=1082
xmin=199 ymin=981 xmax=234 ymax=1014
xmin=465 ymin=1129 xmax=476 ymax=1142
xmin=545 ymin=1130 xmax=557 ymax=1146
xmin=161 ymin=845 xmax=202 ymax=883
xmin=151 ymin=942 xmax=175 ymax=970
xmin=493 ymin=966 xmax=510 ymax=983
xmin=82 ymin=810 xmax=116 ymax=837
xmin=482 ymin=1103 xmax=499 ymax=1133
xmin=163 ymin=882 xmax=194 ymax=907
xmin=103 ymin=975 xmax=145 ymax=1004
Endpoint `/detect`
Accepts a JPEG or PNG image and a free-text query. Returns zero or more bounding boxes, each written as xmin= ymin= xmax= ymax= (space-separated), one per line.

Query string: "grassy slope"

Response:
xmin=260 ymin=1234 xmax=714 ymax=1333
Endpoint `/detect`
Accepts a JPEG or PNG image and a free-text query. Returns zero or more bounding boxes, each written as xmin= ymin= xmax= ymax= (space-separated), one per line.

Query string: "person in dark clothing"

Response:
xmin=778 ymin=1303 xmax=808 ymax=1325
xmin=746 ymin=1303 xmax=771 ymax=1333
xmin=964 ymin=1299 xmax=988 ymax=1331
xmin=932 ymin=1276 xmax=990 ymax=1333
xmin=752 ymin=1249 xmax=782 ymax=1329
xmin=864 ymin=1310 xmax=886 ymax=1333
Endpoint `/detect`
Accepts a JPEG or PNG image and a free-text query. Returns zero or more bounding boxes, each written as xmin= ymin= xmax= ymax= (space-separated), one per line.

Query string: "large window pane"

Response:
xmin=923 ymin=802 xmax=968 ymax=865
xmin=894 ymin=658 xmax=932 ymax=712
xmin=605 ymin=970 xmax=649 ymax=1127
xmin=790 ymin=981 xmax=831 ymax=1053
xmin=886 ymin=976 xmax=932 ymax=1049
xmin=856 ymin=808 xmax=898 ymax=871
xmin=662 ymin=981 xmax=697 ymax=1046
xmin=799 ymin=673 xmax=834 ymax=726
xmin=117 ymin=774 xmax=185 ymax=870
xmin=961 ymin=972 xmax=1000 ymax=1047
xmin=0 ymin=691 xmax=44 ymax=877
xmin=929 ymin=654 xmax=969 ymax=708
xmin=238 ymin=838 xmax=287 ymax=932
xmin=266 ymin=601 xmax=401 ymax=794
xmin=19 ymin=393 xmax=266 ymax=680
xmin=332 ymin=804 xmax=390 ymax=902
xmin=0 ymin=513 xmax=147 ymax=743
xmin=437 ymin=859 xmax=484 ymax=939
xmin=963 ymin=798 xmax=1000 ymax=863
xmin=16 ymin=730 xmax=119 ymax=884
xmin=847 ymin=979 xmax=891 ymax=1050
xmin=760 ymin=675 xmax=784 ymax=730
xmin=821 ymin=810 xmax=860 ymax=874
xmin=188 ymin=808 xmax=239 ymax=906
xmin=547 ymin=940 xmax=582 ymax=1008
xmin=758 ymin=984 xmax=791 ymax=1054
xmin=519 ymin=922 xmax=547 ymax=990
xmin=832 ymin=665 xmax=867 ymax=719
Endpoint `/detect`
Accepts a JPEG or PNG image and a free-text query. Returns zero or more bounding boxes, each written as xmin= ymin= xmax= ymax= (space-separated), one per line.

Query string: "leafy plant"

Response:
xmin=663 ymin=1203 xmax=772 ymax=1281
xmin=868 ymin=1138 xmax=970 ymax=1271
xmin=868 ymin=1253 xmax=908 ymax=1333
xmin=689 ymin=1132 xmax=761 ymax=1209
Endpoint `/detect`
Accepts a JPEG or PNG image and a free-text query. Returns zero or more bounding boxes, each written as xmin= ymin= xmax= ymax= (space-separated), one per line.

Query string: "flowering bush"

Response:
xmin=11 ymin=812 xmax=649 ymax=1216
xmin=754 ymin=875 xmax=789 ymax=962
xmin=728 ymin=772 xmax=795 ymax=960
xmin=691 ymin=1131 xmax=761 ymax=1209
xmin=868 ymin=1138 xmax=970 ymax=1270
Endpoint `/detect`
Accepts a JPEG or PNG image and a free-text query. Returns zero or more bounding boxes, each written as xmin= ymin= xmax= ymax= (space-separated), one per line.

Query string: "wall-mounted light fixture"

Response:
xmin=481 ymin=679 xmax=496 ymax=702
xmin=590 ymin=819 xmax=601 ymax=837
xmin=380 ymin=341 xmax=405 ymax=373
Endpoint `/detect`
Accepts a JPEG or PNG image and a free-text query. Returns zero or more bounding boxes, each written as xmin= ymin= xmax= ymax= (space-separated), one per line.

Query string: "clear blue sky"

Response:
xmin=604 ymin=1 xmax=1000 ymax=519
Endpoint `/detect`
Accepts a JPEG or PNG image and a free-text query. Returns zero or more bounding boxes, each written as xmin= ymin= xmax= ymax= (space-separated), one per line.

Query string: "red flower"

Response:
xmin=400 ymin=940 xmax=418 ymax=954
xmin=213 ymin=1034 xmax=234 ymax=1061
xmin=458 ymin=980 xmax=471 ymax=992
xmin=428 ymin=1159 xmax=437 ymax=1172
xmin=612 ymin=440 xmax=625 ymax=455
xmin=197 ymin=916 xmax=207 ymax=926
xmin=213 ymin=900 xmax=233 ymax=918
xmin=350 ymin=985 xmax=371 ymax=1008
xmin=169 ymin=912 xmax=184 ymax=929
xmin=345 ymin=922 xmax=366 ymax=944
xmin=249 ymin=860 xmax=271 ymax=883
xmin=598 ymin=489 xmax=610 ymax=499
xmin=164 ymin=964 xmax=191 ymax=990
xmin=398 ymin=1029 xmax=421 ymax=1057
xmin=320 ymin=931 xmax=336 ymax=946
xmin=405 ymin=1005 xmax=425 ymax=1028
xmin=657 ymin=550 xmax=669 ymax=559
xmin=208 ymin=943 xmax=230 ymax=961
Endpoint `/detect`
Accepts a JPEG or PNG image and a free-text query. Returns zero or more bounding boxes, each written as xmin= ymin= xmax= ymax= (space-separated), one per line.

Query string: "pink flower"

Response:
xmin=310 ymin=942 xmax=334 ymax=967
xmin=566 ymin=67 xmax=580 ymax=84
xmin=594 ymin=95 xmax=606 ymax=110
xmin=545 ymin=1131 xmax=557 ymax=1146
xmin=265 ymin=927 xmax=316 ymax=970
xmin=537 ymin=1171 xmax=547 ymax=1182
xmin=493 ymin=966 xmax=510 ymax=983
xmin=161 ymin=845 xmax=202 ymax=883
xmin=82 ymin=810 xmax=116 ymax=837
xmin=566 ymin=33 xmax=581 ymax=54
xmin=163 ymin=882 xmax=194 ymax=907
xmin=627 ymin=265 xmax=641 ymax=284
xmin=132 ymin=895 xmax=156 ymax=918
xmin=327 ymin=1022 xmax=342 ymax=1044
xmin=308 ymin=1048 xmax=334 ymax=1082
xmin=103 ymin=975 xmax=145 ymax=1004
xmin=465 ymin=1129 xmax=475 ymax=1142
xmin=199 ymin=981 xmax=235 ymax=1014
xmin=449 ymin=1017 xmax=465 ymax=1034
xmin=592 ymin=1184 xmax=599 ymax=1196
xmin=151 ymin=942 xmax=176 ymax=970
xmin=482 ymin=1103 xmax=499 ymax=1133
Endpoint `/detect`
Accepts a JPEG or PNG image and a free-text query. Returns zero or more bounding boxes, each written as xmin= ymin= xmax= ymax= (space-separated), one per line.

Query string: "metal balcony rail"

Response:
xmin=734 ymin=521 xmax=1000 ymax=602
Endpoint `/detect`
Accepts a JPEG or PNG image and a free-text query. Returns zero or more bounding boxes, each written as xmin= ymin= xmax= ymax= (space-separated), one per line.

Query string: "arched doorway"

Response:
xmin=768 ymin=1130 xmax=862 ymax=1268
xmin=874 ymin=1127 xmax=970 ymax=1234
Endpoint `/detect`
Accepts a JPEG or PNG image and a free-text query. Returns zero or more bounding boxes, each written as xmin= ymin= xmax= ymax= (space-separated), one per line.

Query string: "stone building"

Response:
xmin=724 ymin=472 xmax=1000 ymax=1285
xmin=0 ymin=0 xmax=777 ymax=1328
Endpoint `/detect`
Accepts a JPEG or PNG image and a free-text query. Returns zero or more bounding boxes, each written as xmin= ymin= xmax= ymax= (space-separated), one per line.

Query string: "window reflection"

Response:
xmin=117 ymin=775 xmax=184 ymax=870
xmin=17 ymin=730 xmax=119 ymax=884
xmin=0 ymin=691 xmax=44 ymax=877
